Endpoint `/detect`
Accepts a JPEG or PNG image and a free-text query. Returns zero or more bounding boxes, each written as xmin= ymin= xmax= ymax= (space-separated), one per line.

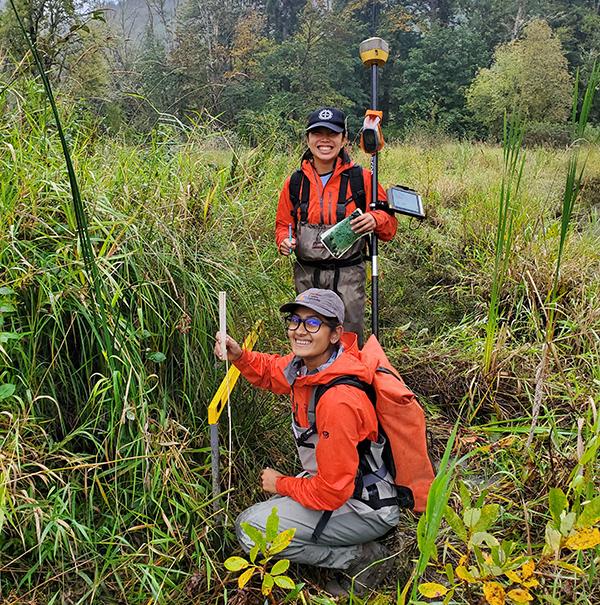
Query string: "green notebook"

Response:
xmin=319 ymin=209 xmax=368 ymax=259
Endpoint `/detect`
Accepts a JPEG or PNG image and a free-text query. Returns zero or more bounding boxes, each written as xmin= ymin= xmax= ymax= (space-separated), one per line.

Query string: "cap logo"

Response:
xmin=318 ymin=109 xmax=333 ymax=120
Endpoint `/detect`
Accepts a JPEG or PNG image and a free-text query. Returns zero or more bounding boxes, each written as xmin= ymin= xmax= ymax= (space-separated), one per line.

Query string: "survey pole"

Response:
xmin=208 ymin=320 xmax=263 ymax=515
xmin=359 ymin=37 xmax=389 ymax=339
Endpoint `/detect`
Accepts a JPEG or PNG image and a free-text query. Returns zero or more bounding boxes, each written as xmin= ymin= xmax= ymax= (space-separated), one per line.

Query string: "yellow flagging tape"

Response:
xmin=208 ymin=320 xmax=263 ymax=425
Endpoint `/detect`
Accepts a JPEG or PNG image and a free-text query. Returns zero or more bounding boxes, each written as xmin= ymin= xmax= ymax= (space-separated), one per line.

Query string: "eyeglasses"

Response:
xmin=284 ymin=314 xmax=333 ymax=334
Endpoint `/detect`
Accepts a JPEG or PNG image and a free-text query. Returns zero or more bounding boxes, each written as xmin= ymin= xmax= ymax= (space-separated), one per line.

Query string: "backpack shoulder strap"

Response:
xmin=289 ymin=169 xmax=310 ymax=225
xmin=298 ymin=376 xmax=371 ymax=447
xmin=313 ymin=376 xmax=375 ymax=415
xmin=336 ymin=166 xmax=367 ymax=222
xmin=336 ymin=171 xmax=351 ymax=223
xmin=348 ymin=165 xmax=367 ymax=212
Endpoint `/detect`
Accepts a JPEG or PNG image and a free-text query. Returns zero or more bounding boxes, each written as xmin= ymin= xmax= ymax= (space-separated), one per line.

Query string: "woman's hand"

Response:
xmin=214 ymin=332 xmax=243 ymax=362
xmin=278 ymin=237 xmax=296 ymax=256
xmin=261 ymin=467 xmax=284 ymax=494
xmin=350 ymin=212 xmax=376 ymax=234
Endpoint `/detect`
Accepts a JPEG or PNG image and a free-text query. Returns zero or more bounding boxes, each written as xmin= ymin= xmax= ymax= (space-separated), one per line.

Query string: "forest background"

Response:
xmin=2 ymin=0 xmax=600 ymax=142
xmin=1 ymin=1 xmax=600 ymax=605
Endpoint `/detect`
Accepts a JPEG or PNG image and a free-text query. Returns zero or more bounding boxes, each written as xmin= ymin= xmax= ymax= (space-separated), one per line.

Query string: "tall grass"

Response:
xmin=1 ymin=62 xmax=599 ymax=602
xmin=483 ymin=114 xmax=525 ymax=377
xmin=527 ymin=63 xmax=600 ymax=449
xmin=0 ymin=66 xmax=289 ymax=601
xmin=7 ymin=0 xmax=113 ymax=362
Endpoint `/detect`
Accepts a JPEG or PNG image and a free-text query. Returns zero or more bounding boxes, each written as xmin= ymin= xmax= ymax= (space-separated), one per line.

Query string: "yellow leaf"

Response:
xmin=456 ymin=565 xmax=477 ymax=583
xmin=521 ymin=560 xmax=535 ymax=579
xmin=261 ymin=573 xmax=274 ymax=596
xmin=418 ymin=582 xmax=449 ymax=598
xmin=565 ymin=527 xmax=600 ymax=550
xmin=505 ymin=570 xmax=522 ymax=584
xmin=554 ymin=560 xmax=585 ymax=575
xmin=458 ymin=553 xmax=468 ymax=566
xmin=522 ymin=578 xmax=539 ymax=588
xmin=238 ymin=567 xmax=254 ymax=589
xmin=224 ymin=556 xmax=249 ymax=572
xmin=269 ymin=528 xmax=296 ymax=554
xmin=483 ymin=581 xmax=506 ymax=605
xmin=507 ymin=588 xmax=533 ymax=603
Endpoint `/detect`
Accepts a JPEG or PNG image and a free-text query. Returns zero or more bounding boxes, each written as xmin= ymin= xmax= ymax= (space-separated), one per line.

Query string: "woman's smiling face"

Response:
xmin=286 ymin=306 xmax=342 ymax=371
xmin=306 ymin=127 xmax=346 ymax=172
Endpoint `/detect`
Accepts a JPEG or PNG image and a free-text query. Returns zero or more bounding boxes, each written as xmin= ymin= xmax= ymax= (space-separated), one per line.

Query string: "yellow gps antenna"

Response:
xmin=359 ymin=37 xmax=390 ymax=67
xmin=359 ymin=36 xmax=389 ymax=340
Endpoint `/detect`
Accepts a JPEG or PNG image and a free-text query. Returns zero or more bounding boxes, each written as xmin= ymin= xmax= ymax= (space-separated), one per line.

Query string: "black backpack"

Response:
xmin=288 ymin=165 xmax=367 ymax=226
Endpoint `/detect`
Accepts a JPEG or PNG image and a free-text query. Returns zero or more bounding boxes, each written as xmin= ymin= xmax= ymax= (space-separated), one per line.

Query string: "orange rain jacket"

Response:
xmin=234 ymin=332 xmax=378 ymax=511
xmin=275 ymin=157 xmax=398 ymax=247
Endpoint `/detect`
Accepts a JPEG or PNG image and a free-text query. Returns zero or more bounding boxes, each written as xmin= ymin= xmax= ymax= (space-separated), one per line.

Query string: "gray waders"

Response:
xmin=235 ymin=376 xmax=399 ymax=569
xmin=294 ymin=222 xmax=366 ymax=344
xmin=289 ymin=166 xmax=368 ymax=344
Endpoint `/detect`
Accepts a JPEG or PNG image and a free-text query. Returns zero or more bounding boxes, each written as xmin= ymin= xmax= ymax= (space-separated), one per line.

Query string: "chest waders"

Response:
xmin=290 ymin=166 xmax=367 ymax=284
xmin=292 ymin=378 xmax=407 ymax=543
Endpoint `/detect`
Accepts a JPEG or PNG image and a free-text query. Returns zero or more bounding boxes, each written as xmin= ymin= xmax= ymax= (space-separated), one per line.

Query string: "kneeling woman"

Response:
xmin=214 ymin=288 xmax=399 ymax=595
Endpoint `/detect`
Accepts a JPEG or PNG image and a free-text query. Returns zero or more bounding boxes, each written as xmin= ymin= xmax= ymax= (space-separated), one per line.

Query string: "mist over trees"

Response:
xmin=1 ymin=0 xmax=599 ymax=140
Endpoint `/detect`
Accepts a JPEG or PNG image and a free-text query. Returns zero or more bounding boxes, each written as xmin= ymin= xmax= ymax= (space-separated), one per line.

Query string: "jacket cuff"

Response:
xmin=276 ymin=476 xmax=293 ymax=496
xmin=371 ymin=209 xmax=389 ymax=231
xmin=233 ymin=349 xmax=252 ymax=370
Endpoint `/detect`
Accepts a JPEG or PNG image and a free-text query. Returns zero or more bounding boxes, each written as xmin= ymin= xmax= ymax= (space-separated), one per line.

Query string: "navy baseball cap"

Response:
xmin=306 ymin=107 xmax=346 ymax=134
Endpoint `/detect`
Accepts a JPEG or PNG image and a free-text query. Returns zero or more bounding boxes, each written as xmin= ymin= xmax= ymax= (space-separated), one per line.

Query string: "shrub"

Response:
xmin=523 ymin=121 xmax=572 ymax=147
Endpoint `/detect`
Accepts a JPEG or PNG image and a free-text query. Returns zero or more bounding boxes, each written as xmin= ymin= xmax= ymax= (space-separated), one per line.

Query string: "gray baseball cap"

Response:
xmin=280 ymin=288 xmax=345 ymax=324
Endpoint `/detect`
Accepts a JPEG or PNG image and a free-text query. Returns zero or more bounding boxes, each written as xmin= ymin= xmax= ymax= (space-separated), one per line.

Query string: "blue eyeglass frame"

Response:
xmin=284 ymin=314 xmax=327 ymax=333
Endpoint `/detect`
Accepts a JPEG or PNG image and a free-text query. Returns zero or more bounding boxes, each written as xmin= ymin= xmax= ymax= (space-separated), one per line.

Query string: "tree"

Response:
xmin=61 ymin=18 xmax=112 ymax=100
xmin=466 ymin=19 xmax=572 ymax=132
xmin=0 ymin=0 xmax=112 ymax=98
xmin=389 ymin=24 xmax=488 ymax=136
xmin=0 ymin=0 xmax=79 ymax=71
xmin=221 ymin=1 xmax=368 ymax=141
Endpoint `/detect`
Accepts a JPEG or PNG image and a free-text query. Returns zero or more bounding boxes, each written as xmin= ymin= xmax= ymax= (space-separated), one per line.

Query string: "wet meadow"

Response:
xmin=1 ymin=82 xmax=599 ymax=604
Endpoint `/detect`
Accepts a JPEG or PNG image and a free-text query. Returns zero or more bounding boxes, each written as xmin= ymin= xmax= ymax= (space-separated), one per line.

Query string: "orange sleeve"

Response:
xmin=362 ymin=168 xmax=397 ymax=242
xmin=275 ymin=176 xmax=294 ymax=247
xmin=276 ymin=385 xmax=378 ymax=510
xmin=233 ymin=349 xmax=293 ymax=395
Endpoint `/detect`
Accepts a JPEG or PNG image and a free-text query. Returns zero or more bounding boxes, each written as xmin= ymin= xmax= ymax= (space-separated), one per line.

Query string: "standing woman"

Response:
xmin=276 ymin=107 xmax=397 ymax=344
xmin=214 ymin=289 xmax=399 ymax=596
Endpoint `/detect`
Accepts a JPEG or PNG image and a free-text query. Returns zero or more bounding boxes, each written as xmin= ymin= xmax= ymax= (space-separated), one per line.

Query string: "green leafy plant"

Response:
xmin=224 ymin=507 xmax=298 ymax=601
xmin=415 ymin=480 xmax=600 ymax=605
